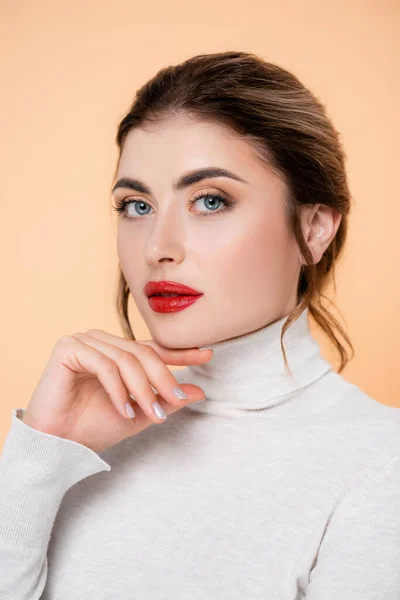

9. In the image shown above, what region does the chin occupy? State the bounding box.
[155,336,200,351]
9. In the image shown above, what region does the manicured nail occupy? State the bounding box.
[196,396,206,402]
[125,401,136,418]
[172,386,188,400]
[153,401,167,419]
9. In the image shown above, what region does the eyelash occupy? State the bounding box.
[112,191,234,221]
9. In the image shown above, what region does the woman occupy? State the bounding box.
[1,50,399,599]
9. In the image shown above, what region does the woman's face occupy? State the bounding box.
[113,114,302,349]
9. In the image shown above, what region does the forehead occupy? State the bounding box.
[115,114,287,202]
[117,115,262,175]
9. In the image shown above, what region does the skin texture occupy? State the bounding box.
[113,113,342,350]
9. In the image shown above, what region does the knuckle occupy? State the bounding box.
[70,332,85,340]
[135,344,156,358]
[99,356,118,375]
[52,335,80,358]
[84,328,104,337]
[119,351,141,372]
[55,334,77,348]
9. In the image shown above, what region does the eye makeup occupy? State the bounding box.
[112,190,235,221]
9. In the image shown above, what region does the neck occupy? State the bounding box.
[173,307,332,412]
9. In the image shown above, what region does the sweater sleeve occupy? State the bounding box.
[0,408,111,600]
[303,451,400,599]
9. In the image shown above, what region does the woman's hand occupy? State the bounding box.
[21,329,213,453]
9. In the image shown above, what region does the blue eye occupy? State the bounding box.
[113,192,234,221]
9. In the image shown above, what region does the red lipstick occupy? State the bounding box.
[144,280,203,313]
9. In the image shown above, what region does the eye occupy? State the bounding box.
[112,191,235,220]
[190,191,233,216]
[113,199,152,219]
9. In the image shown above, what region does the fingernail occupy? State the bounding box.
[172,386,188,400]
[153,401,167,419]
[125,401,136,418]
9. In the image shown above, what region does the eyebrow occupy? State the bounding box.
[111,167,249,195]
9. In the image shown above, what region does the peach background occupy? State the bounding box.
[1,0,399,450]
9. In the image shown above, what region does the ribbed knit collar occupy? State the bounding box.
[173,307,333,413]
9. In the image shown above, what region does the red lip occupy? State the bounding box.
[148,295,202,313]
[144,280,202,297]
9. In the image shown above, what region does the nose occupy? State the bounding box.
[143,211,185,265]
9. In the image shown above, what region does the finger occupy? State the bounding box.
[68,336,138,421]
[72,332,195,424]
[82,331,208,404]
[117,384,206,438]
[83,328,213,365]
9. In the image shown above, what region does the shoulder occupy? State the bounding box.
[323,370,400,429]
[311,370,400,479]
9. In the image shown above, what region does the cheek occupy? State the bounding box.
[208,215,297,300]
[117,233,130,268]
[116,231,143,286]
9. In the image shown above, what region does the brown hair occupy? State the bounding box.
[111,50,354,374]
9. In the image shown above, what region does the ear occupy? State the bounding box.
[299,204,342,265]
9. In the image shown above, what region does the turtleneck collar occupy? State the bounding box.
[173,307,333,413]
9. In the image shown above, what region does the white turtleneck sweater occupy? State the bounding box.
[1,307,400,599]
